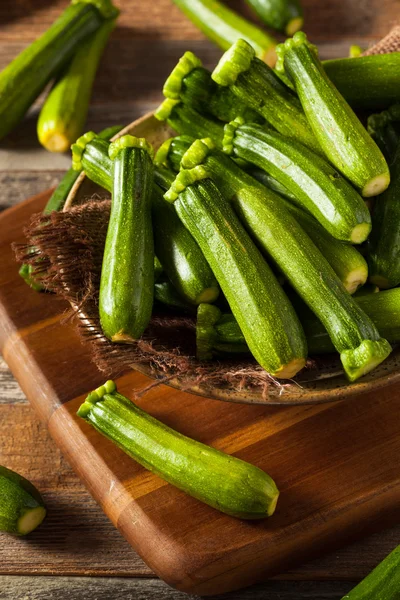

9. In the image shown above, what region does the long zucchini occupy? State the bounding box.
[244,0,303,34]
[200,289,400,358]
[37,16,117,152]
[181,139,389,381]
[99,136,154,342]
[341,545,400,599]
[155,99,225,147]
[171,0,277,66]
[0,0,117,140]
[323,53,400,111]
[0,466,46,535]
[223,119,371,244]
[78,380,279,519]
[165,166,307,378]
[276,32,390,197]
[162,52,262,124]
[212,39,320,154]
[368,141,400,289]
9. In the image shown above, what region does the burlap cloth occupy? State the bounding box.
[14,27,400,398]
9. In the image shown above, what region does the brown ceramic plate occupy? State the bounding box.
[64,113,400,405]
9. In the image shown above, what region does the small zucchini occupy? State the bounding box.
[171,0,277,66]
[162,51,262,124]
[212,39,320,154]
[341,545,400,600]
[77,380,279,519]
[0,466,46,535]
[0,0,118,140]
[165,166,307,379]
[323,53,400,111]
[244,0,303,35]
[99,135,154,342]
[155,98,225,148]
[181,138,388,381]
[368,141,400,289]
[223,118,371,244]
[37,15,117,153]
[276,32,390,197]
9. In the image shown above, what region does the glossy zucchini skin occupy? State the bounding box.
[0,466,46,535]
[37,16,117,153]
[244,0,303,34]
[171,0,277,65]
[276,33,390,198]
[154,279,195,314]
[341,545,400,600]
[99,136,154,342]
[323,54,400,111]
[77,380,280,519]
[224,120,371,243]
[368,143,400,289]
[78,136,114,190]
[0,1,113,140]
[212,40,320,154]
[166,169,307,378]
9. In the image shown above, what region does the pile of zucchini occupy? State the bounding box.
[0,0,119,152]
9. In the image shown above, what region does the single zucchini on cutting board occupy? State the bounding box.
[0,466,46,535]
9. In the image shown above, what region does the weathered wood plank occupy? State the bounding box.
[0,576,353,600]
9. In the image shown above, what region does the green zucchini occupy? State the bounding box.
[181,138,389,381]
[341,545,400,599]
[248,168,297,202]
[155,136,195,173]
[0,466,46,535]
[0,0,118,140]
[212,39,320,154]
[19,124,123,291]
[155,99,225,147]
[276,32,390,197]
[99,135,154,342]
[171,0,277,66]
[154,278,195,314]
[368,142,400,289]
[72,131,114,189]
[37,16,117,153]
[223,119,371,244]
[200,289,400,358]
[78,380,279,519]
[245,0,303,34]
[353,284,379,298]
[162,52,263,124]
[368,104,400,162]
[165,166,308,378]
[323,53,400,111]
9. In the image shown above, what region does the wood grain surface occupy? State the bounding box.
[1,0,400,598]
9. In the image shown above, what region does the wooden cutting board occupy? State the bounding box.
[1,191,400,596]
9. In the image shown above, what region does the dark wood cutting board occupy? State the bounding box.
[1,191,400,596]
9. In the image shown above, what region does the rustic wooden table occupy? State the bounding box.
[0,1,399,598]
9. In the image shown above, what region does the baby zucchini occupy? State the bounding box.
[0,466,46,535]
[99,135,154,342]
[276,32,390,197]
[77,380,279,519]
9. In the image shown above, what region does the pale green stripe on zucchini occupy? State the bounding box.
[275,32,390,197]
[0,466,46,535]
[77,380,279,519]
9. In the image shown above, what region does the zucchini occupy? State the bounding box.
[171,0,277,66]
[348,45,363,58]
[368,104,400,162]
[323,53,400,111]
[200,289,400,357]
[162,52,262,124]
[165,166,308,378]
[77,380,279,519]
[244,0,303,35]
[223,118,371,244]
[212,39,320,154]
[248,168,297,202]
[19,124,122,291]
[341,545,400,599]
[155,136,195,173]
[276,32,390,197]
[37,16,117,153]
[368,142,400,289]
[155,99,225,147]
[154,278,195,314]
[99,135,154,342]
[0,466,46,535]
[0,0,118,140]
[353,284,379,298]
[181,138,389,381]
